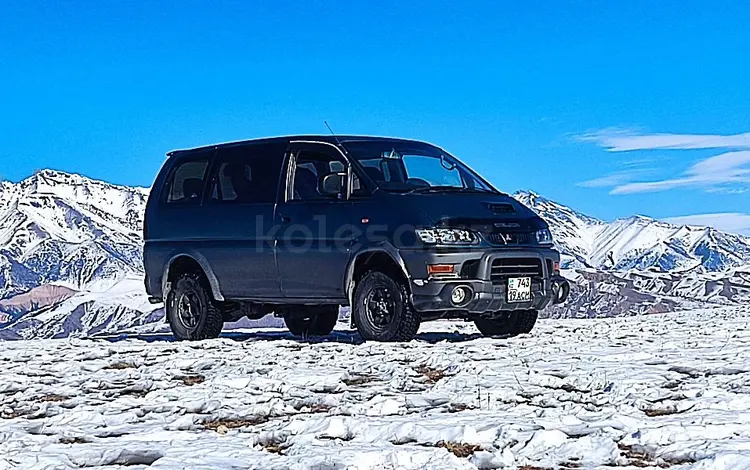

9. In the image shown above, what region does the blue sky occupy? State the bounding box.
[1,1,749,233]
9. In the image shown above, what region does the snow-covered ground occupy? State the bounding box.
[2,307,750,470]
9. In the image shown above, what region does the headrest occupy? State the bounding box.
[363,166,383,181]
[296,166,317,183]
[223,162,247,179]
[182,178,204,199]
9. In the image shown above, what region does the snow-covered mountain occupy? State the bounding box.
[0,169,147,292]
[0,170,749,338]
[515,191,750,272]
[0,170,156,337]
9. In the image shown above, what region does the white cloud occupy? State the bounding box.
[578,128,750,152]
[664,213,750,236]
[577,169,649,188]
[610,151,750,194]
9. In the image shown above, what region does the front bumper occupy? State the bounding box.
[401,247,569,315]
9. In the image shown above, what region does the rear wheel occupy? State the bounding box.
[167,273,223,340]
[283,306,339,338]
[474,310,538,337]
[352,270,420,342]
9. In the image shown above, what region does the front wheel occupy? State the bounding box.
[284,306,339,338]
[352,271,420,342]
[474,310,538,337]
[167,273,224,340]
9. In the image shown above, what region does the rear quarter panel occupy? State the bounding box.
[143,157,177,299]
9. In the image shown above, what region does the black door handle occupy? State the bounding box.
[279,214,291,224]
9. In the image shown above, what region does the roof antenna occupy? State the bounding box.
[324,120,348,155]
[324,120,342,144]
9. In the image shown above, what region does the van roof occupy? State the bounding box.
[167,135,426,157]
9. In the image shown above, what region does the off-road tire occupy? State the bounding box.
[353,270,420,342]
[167,273,223,340]
[474,310,538,337]
[283,306,339,338]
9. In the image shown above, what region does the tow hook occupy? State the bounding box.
[551,278,570,304]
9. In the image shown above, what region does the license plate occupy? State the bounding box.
[507,277,531,303]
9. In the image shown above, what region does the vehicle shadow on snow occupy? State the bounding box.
[97,329,485,344]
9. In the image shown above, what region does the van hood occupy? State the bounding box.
[397,192,547,232]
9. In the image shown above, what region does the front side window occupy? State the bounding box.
[343,140,496,194]
[290,148,348,201]
[166,159,209,204]
[210,144,284,204]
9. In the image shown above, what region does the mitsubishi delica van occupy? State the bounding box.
[143,136,570,342]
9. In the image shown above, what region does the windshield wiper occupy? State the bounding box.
[407,186,497,194]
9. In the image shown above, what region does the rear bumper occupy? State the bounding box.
[401,247,569,314]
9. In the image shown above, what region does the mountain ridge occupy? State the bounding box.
[0,169,150,337]
[513,190,750,272]
[0,170,748,337]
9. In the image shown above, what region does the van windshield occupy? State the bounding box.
[341,140,497,194]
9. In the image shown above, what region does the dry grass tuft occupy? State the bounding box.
[176,374,205,386]
[643,404,693,417]
[1,410,23,419]
[120,389,149,398]
[104,362,136,370]
[263,442,285,454]
[203,416,267,432]
[618,443,665,468]
[342,375,375,386]
[416,365,446,383]
[59,436,89,444]
[39,394,68,403]
[448,403,474,413]
[435,441,481,458]
[308,403,333,413]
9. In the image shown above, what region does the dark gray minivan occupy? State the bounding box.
[143,135,569,342]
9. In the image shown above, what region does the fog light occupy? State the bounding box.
[450,285,473,306]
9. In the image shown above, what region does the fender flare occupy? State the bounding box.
[161,251,225,302]
[343,243,411,307]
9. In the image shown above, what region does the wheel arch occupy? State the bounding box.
[344,245,411,307]
[162,252,224,302]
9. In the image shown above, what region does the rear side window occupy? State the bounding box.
[166,159,209,204]
[210,144,285,204]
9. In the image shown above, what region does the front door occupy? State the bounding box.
[274,142,355,299]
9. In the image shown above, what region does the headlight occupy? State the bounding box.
[535,228,554,245]
[416,228,478,245]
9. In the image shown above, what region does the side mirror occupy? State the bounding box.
[320,172,346,197]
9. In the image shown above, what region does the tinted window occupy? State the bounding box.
[351,171,366,196]
[403,154,462,186]
[167,159,209,204]
[210,144,284,204]
[291,149,346,201]
[342,140,496,193]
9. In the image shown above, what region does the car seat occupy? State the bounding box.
[294,166,320,200]
[181,178,204,201]
[222,163,253,202]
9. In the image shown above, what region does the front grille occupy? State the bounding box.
[491,258,543,282]
[487,231,534,246]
